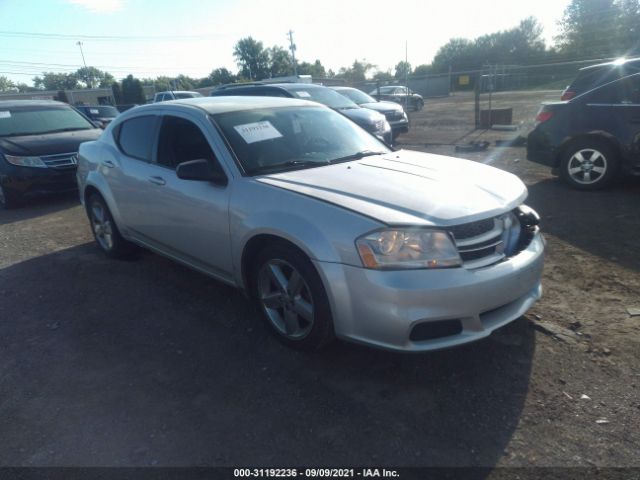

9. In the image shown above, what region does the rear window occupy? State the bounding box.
[174,92,202,99]
[286,86,357,109]
[0,106,94,137]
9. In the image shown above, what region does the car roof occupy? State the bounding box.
[580,57,640,71]
[134,96,323,115]
[215,82,325,92]
[0,99,68,109]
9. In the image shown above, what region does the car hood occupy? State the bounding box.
[0,129,102,156]
[358,101,404,114]
[337,106,385,126]
[257,150,527,226]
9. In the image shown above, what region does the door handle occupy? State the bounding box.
[102,160,115,168]
[148,176,166,186]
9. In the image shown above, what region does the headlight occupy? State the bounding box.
[4,154,47,168]
[356,228,462,270]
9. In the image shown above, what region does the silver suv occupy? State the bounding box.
[77,97,544,352]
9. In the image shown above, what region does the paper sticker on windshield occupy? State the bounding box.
[90,108,100,114]
[234,121,282,144]
[295,91,311,98]
[0,111,11,119]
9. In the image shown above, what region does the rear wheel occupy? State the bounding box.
[560,140,618,190]
[414,99,424,111]
[87,194,137,259]
[0,185,20,209]
[252,243,334,351]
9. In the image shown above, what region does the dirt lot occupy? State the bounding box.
[1,90,639,470]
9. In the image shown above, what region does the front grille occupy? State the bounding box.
[41,152,78,170]
[447,214,520,269]
[383,111,403,121]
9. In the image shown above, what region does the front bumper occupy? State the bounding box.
[0,166,78,198]
[315,232,544,352]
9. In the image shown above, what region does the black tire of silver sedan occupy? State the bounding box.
[560,140,618,190]
[414,99,424,111]
[0,185,20,209]
[253,244,335,351]
[87,194,136,259]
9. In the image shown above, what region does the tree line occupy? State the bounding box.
[0,0,638,100]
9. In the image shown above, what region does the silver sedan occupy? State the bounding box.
[77,96,544,352]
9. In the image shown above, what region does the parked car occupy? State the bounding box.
[560,57,640,101]
[115,104,139,113]
[331,86,409,140]
[77,96,544,352]
[527,72,640,190]
[153,91,203,102]
[210,83,392,144]
[369,86,424,111]
[0,100,102,208]
[75,105,120,128]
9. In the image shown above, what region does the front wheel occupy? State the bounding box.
[87,194,137,259]
[560,141,618,190]
[253,244,334,351]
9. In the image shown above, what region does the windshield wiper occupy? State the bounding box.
[329,150,386,164]
[250,159,330,175]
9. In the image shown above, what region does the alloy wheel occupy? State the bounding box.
[257,259,314,340]
[90,202,115,251]
[567,148,608,185]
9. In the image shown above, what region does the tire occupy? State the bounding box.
[0,185,20,209]
[87,194,137,259]
[414,99,424,111]
[252,243,335,351]
[559,140,619,190]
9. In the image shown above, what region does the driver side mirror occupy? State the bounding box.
[176,159,228,186]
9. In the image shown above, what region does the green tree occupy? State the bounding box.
[394,61,412,79]
[33,72,79,90]
[556,0,620,57]
[201,68,236,87]
[297,59,327,78]
[233,37,270,80]
[0,76,15,92]
[412,64,433,76]
[76,66,115,88]
[372,70,394,82]
[121,75,145,104]
[336,59,375,82]
[616,0,640,55]
[268,46,293,77]
[112,82,123,104]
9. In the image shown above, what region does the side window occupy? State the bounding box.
[117,115,157,161]
[587,82,622,104]
[156,115,225,176]
[620,75,640,104]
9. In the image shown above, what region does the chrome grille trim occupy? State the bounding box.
[448,214,520,269]
[41,152,78,170]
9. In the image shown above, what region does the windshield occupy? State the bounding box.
[336,88,377,105]
[286,86,358,110]
[174,92,203,99]
[82,106,119,118]
[212,106,390,175]
[0,106,94,137]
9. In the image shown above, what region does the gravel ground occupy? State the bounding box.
[0,91,639,469]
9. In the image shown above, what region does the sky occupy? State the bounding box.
[0,0,571,86]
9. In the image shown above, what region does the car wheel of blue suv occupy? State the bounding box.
[560,140,619,190]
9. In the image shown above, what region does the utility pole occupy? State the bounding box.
[287,30,298,77]
[76,41,91,88]
[405,40,409,111]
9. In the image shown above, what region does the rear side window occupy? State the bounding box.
[117,115,157,161]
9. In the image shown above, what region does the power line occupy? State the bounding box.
[0,30,225,41]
